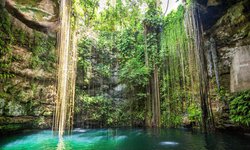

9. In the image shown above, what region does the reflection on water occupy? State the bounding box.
[0,128,250,150]
[57,138,65,150]
[159,141,179,145]
[73,128,87,133]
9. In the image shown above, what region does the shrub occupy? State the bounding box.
[230,91,250,126]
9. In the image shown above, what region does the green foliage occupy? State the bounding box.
[75,0,209,129]
[75,92,133,127]
[0,124,22,131]
[96,64,111,78]
[0,9,14,80]
[76,94,113,121]
[29,32,56,72]
[186,0,193,6]
[119,57,149,86]
[29,55,40,69]
[73,0,99,27]
[143,4,163,66]
[143,5,163,31]
[230,91,250,126]
[160,6,191,127]
[0,73,15,79]
[117,29,141,60]
[13,29,29,46]
[187,103,201,123]
[15,0,41,7]
[77,38,92,79]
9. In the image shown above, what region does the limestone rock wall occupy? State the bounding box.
[204,0,250,129]
[206,0,250,92]
[0,10,57,134]
[230,46,250,92]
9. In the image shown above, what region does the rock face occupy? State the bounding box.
[230,46,250,92]
[209,0,250,48]
[203,0,250,129]
[205,0,250,91]
[0,10,56,134]
[0,46,56,134]
[38,0,57,15]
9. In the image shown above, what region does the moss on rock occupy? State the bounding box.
[209,0,250,47]
[5,101,27,116]
[0,6,56,133]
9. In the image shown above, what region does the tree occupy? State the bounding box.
[143,0,162,127]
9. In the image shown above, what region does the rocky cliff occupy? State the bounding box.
[0,7,57,134]
[200,0,250,130]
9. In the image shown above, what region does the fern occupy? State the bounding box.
[230,91,250,126]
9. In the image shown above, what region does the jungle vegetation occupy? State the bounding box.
[0,0,249,135]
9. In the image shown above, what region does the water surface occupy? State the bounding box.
[0,128,250,150]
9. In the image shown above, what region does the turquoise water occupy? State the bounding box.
[0,128,250,150]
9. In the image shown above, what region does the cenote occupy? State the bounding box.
[1,128,250,150]
[1,0,250,149]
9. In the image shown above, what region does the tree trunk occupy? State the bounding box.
[144,29,152,127]
[4,0,58,34]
